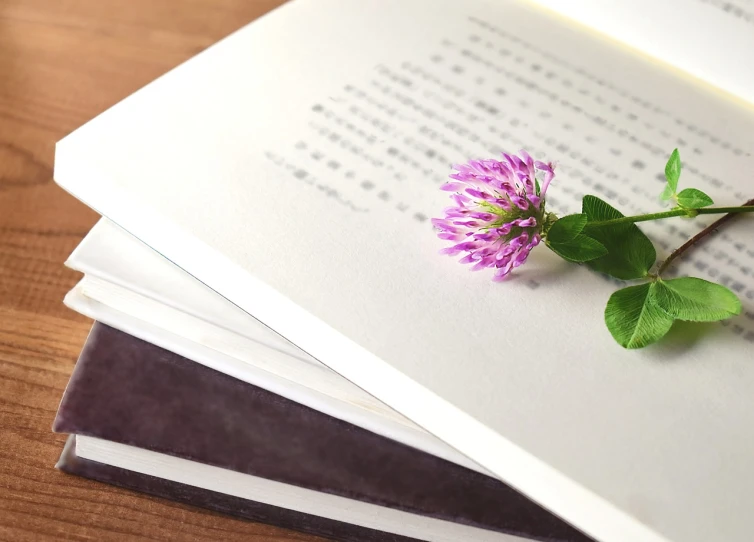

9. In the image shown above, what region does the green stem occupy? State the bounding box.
[697,206,754,215]
[589,205,754,227]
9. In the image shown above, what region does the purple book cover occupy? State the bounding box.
[54,323,590,542]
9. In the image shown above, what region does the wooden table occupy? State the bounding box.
[0,1,322,539]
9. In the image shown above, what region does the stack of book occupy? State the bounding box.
[52,1,754,541]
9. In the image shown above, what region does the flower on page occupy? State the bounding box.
[433,151,554,281]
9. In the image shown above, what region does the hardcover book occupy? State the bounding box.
[54,323,590,542]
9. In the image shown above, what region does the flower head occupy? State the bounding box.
[433,151,555,281]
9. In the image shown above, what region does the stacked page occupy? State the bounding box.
[64,219,485,473]
[54,1,754,541]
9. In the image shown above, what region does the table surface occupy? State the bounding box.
[0,1,325,540]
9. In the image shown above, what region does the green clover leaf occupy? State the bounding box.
[676,188,714,209]
[661,148,681,201]
[649,277,742,321]
[605,283,675,349]
[582,196,656,280]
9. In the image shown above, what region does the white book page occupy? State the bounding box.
[64,283,487,474]
[65,222,492,472]
[67,219,319,367]
[55,1,754,541]
[533,0,754,106]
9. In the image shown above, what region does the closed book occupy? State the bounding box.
[54,323,589,542]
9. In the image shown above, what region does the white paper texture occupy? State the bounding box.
[530,0,754,107]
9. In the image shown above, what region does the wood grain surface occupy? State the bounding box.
[0,1,324,540]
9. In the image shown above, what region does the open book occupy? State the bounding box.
[54,1,754,541]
